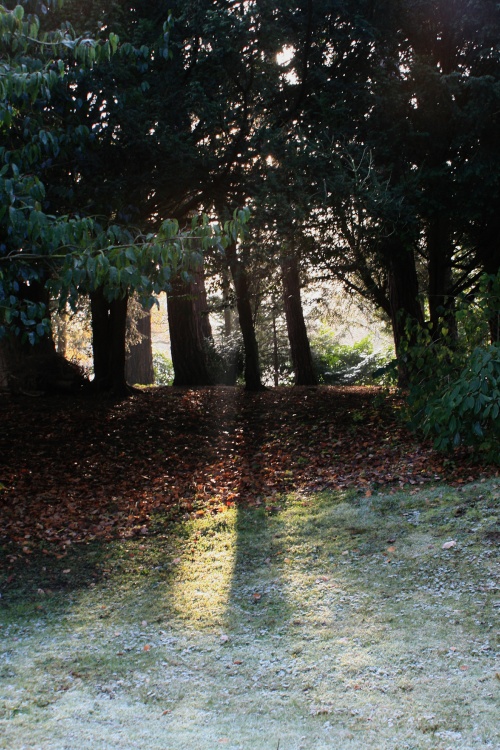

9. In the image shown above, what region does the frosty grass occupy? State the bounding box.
[1,479,499,749]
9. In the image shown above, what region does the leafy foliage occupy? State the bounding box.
[404,274,500,461]
[0,2,117,341]
[152,351,174,386]
[311,331,393,386]
[0,2,249,346]
[407,343,500,461]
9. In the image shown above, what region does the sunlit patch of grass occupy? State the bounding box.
[165,511,238,627]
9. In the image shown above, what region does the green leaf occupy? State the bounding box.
[109,33,119,55]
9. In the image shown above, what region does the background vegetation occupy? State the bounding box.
[0,0,499,455]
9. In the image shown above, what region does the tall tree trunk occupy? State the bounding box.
[222,267,233,338]
[126,308,154,385]
[386,243,425,386]
[167,274,213,386]
[272,309,280,387]
[90,288,129,395]
[1,281,84,393]
[192,262,213,341]
[475,220,500,343]
[427,217,457,341]
[225,242,264,391]
[281,246,318,386]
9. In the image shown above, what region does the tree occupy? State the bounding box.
[0,1,119,390]
[167,274,213,387]
[0,2,250,393]
[224,241,264,390]
[125,302,154,386]
[291,0,500,379]
[281,243,317,386]
[5,0,498,396]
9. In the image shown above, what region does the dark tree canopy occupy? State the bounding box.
[1,0,499,393]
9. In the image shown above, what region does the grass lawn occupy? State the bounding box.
[1,479,498,749]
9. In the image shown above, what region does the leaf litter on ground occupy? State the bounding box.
[0,386,497,557]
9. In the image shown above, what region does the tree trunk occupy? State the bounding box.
[475,220,500,343]
[225,242,264,391]
[281,247,318,386]
[272,310,279,387]
[126,308,154,385]
[222,267,233,338]
[90,288,110,387]
[109,295,129,395]
[0,282,84,393]
[90,288,129,395]
[426,217,457,341]
[386,243,425,386]
[54,309,68,357]
[167,274,213,386]
[192,262,213,341]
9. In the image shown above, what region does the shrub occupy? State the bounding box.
[311,331,393,385]
[403,272,500,462]
[407,343,500,461]
[152,351,174,385]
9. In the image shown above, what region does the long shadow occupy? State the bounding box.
[215,389,299,707]
[0,386,391,745]
[0,386,321,606]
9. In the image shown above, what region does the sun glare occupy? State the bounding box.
[277,45,294,66]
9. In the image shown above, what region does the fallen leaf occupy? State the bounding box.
[0,388,492,554]
[442,540,457,549]
[143,644,151,652]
